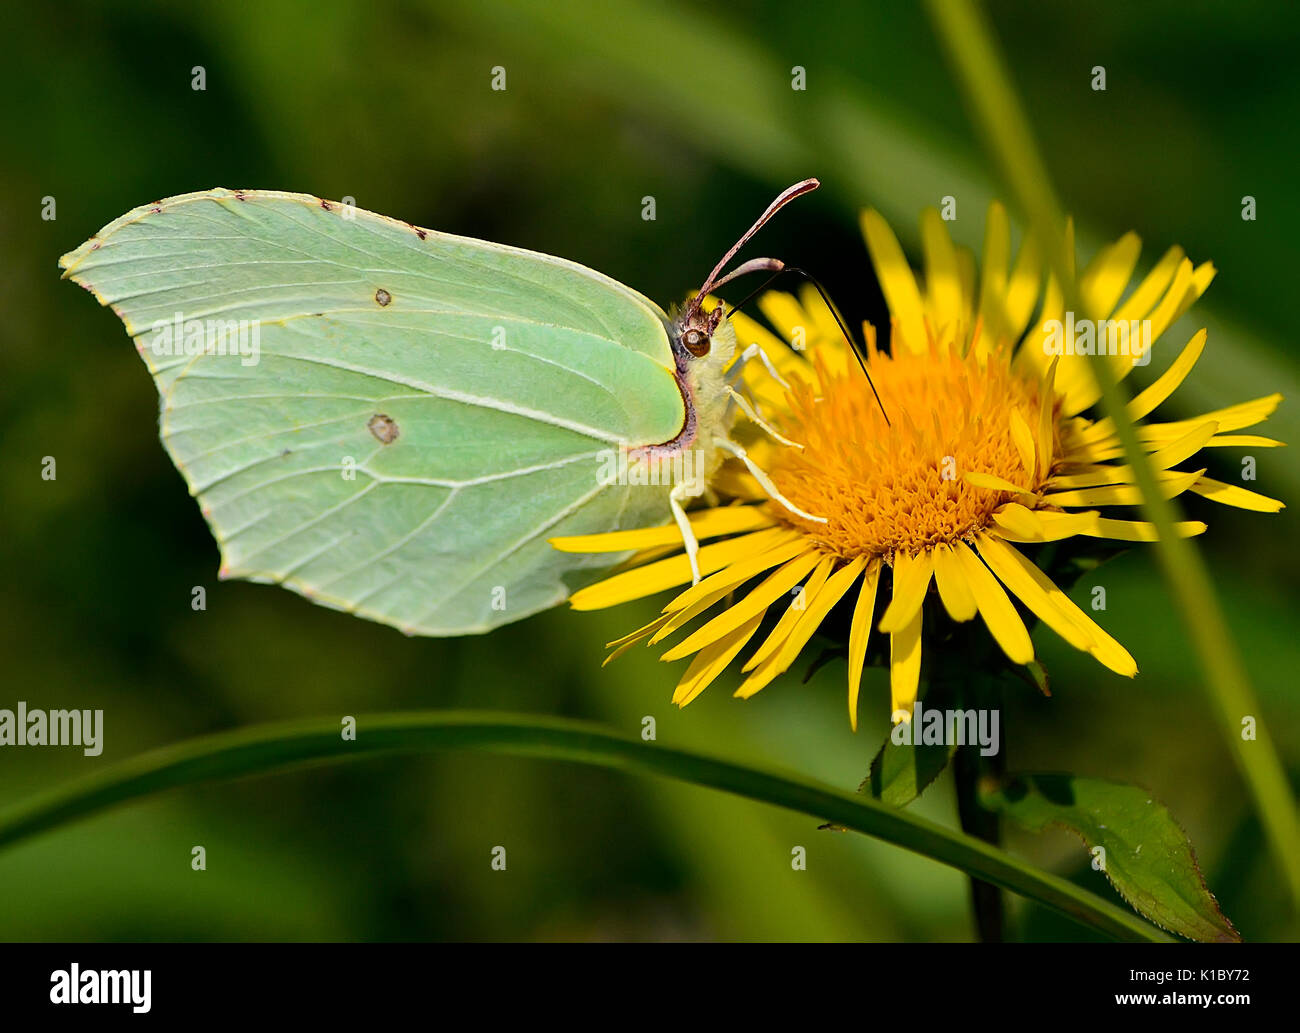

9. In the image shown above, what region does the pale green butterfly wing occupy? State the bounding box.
[60,189,686,634]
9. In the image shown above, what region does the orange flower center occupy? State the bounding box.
[768,338,1049,559]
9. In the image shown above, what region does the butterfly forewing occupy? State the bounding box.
[60,189,686,634]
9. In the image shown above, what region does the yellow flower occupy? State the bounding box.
[552,204,1284,729]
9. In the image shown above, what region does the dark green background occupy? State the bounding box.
[1,0,1296,941]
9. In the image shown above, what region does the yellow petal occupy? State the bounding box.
[550,505,774,553]
[933,542,978,621]
[977,201,1011,349]
[728,308,799,364]
[974,534,1092,652]
[799,283,852,362]
[1113,245,1184,324]
[922,207,964,336]
[569,527,791,610]
[1016,281,1062,376]
[742,556,834,673]
[1048,465,1165,490]
[1004,230,1041,342]
[1145,419,1221,469]
[1008,408,1037,481]
[649,580,740,645]
[990,508,1099,542]
[1205,435,1283,448]
[755,290,811,343]
[1079,232,1141,319]
[1082,517,1207,541]
[1071,419,1278,463]
[889,606,924,718]
[1190,260,1217,299]
[1045,468,1204,507]
[974,533,1135,676]
[672,612,765,707]
[602,614,674,666]
[951,540,1034,664]
[730,307,812,410]
[660,550,821,661]
[989,502,1044,540]
[1143,394,1282,439]
[1142,258,1196,347]
[735,557,865,699]
[847,561,882,731]
[955,245,977,325]
[1129,328,1208,423]
[1189,476,1285,513]
[877,549,936,633]
[1037,356,1058,471]
[1016,221,1073,379]
[861,209,928,354]
[1076,329,1208,447]
[663,534,810,614]
[964,470,1034,495]
[1059,256,1198,415]
[1118,259,1211,383]
[605,614,670,651]
[753,290,841,380]
[1048,423,1219,489]
[1087,627,1141,678]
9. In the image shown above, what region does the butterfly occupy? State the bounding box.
[60,180,834,635]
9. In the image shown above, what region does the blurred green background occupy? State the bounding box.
[1,0,1297,941]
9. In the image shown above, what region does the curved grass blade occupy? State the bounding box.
[0,711,1168,942]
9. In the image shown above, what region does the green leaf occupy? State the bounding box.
[1008,658,1051,698]
[864,732,956,808]
[980,774,1240,942]
[0,711,1169,942]
[863,678,958,807]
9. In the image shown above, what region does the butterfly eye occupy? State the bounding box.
[683,328,711,357]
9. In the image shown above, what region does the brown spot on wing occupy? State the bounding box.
[374,288,392,306]
[368,413,400,445]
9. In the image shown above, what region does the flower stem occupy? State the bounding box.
[955,741,1005,941]
[951,667,1008,941]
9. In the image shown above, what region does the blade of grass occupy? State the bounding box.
[922,0,1300,909]
[0,710,1168,942]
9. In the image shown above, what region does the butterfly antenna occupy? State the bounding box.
[685,178,821,321]
[724,264,891,427]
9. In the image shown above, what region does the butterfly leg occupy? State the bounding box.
[723,386,801,448]
[725,344,804,448]
[730,342,792,392]
[668,480,703,584]
[716,439,827,524]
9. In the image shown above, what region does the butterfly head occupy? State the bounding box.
[671,177,821,376]
[669,300,736,375]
